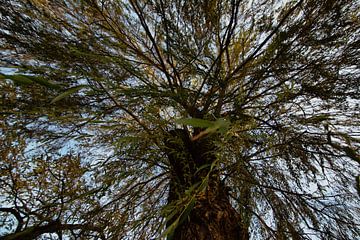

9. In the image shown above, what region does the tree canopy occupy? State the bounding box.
[0,0,359,239]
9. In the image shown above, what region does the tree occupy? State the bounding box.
[0,0,359,239]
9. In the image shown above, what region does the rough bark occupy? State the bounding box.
[165,129,249,240]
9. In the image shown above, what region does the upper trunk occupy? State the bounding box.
[165,129,250,240]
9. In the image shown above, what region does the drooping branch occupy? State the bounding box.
[225,0,304,81]
[0,220,105,240]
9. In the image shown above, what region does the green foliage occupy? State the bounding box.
[176,118,230,138]
[3,74,33,85]
[161,196,196,240]
[1,74,61,89]
[0,0,359,239]
[50,85,89,104]
[175,118,215,128]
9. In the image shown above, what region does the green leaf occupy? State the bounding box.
[175,118,215,128]
[185,182,201,194]
[160,218,179,240]
[198,175,209,193]
[185,118,231,140]
[51,85,89,104]
[4,74,33,85]
[178,197,196,225]
[194,163,211,175]
[1,74,62,89]
[161,196,196,240]
[27,76,61,89]
[214,118,231,133]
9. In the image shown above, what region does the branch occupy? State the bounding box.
[0,220,105,240]
[129,0,176,90]
[195,0,241,112]
[0,208,23,233]
[225,0,303,81]
[96,81,153,136]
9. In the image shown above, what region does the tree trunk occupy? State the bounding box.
[165,129,249,240]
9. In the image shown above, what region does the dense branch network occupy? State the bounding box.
[0,0,359,239]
